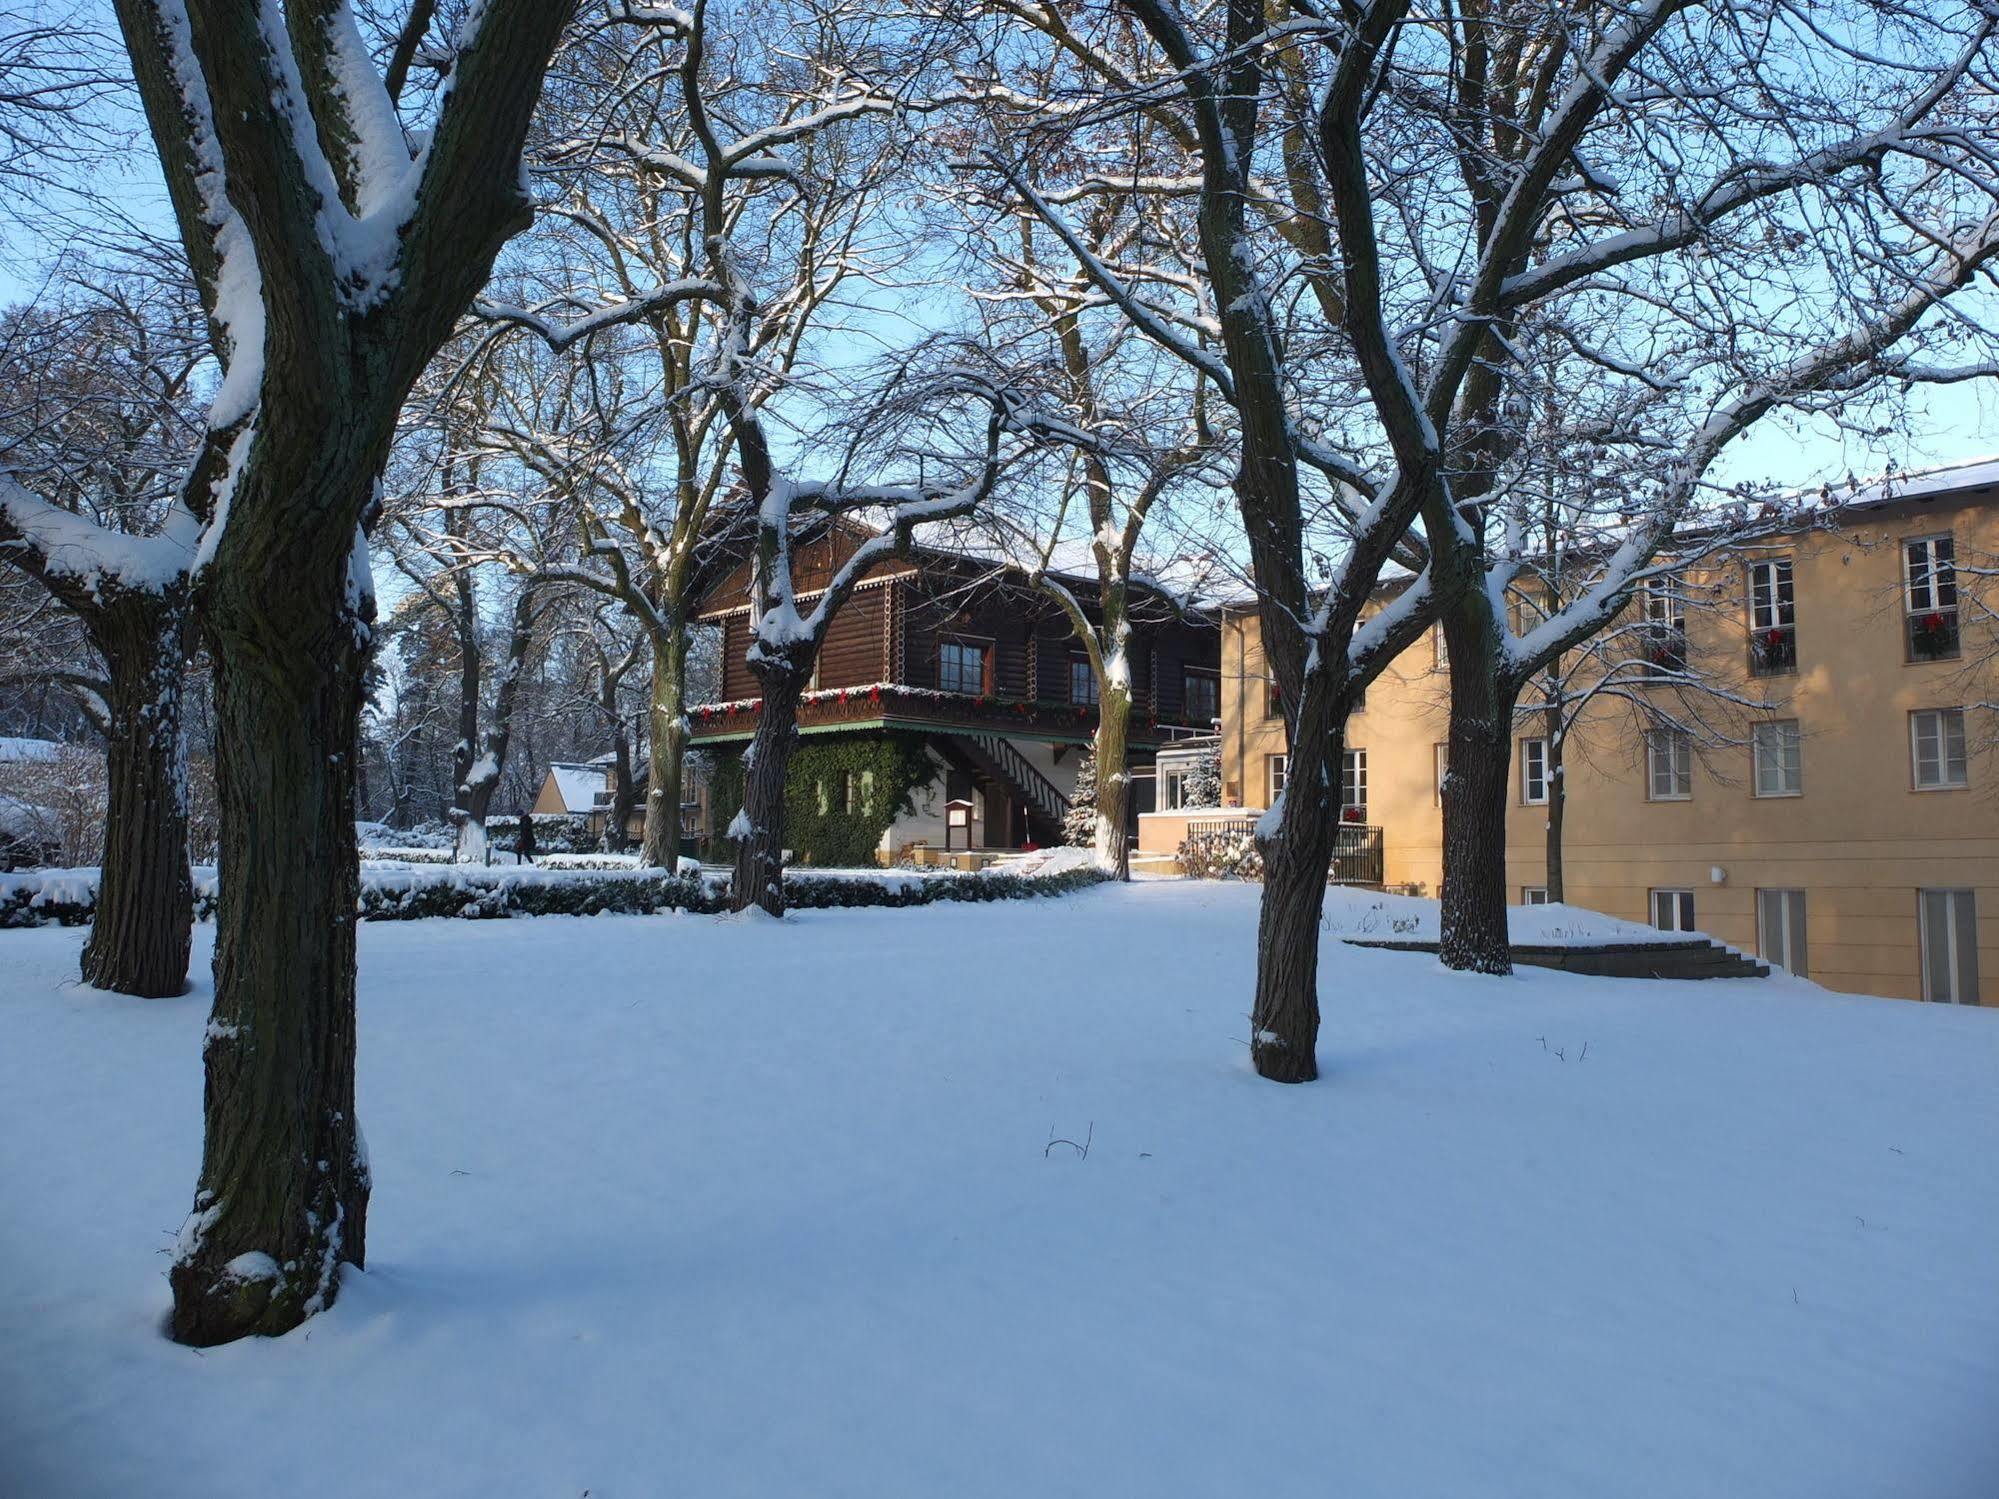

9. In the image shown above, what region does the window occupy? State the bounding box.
[1911,708,1969,790]
[938,639,987,695]
[1069,656,1099,706]
[1265,680,1283,720]
[1651,889,1696,932]
[1433,742,1450,805]
[1341,748,1368,822]
[1522,887,1550,906]
[1162,770,1188,810]
[1641,575,1687,675]
[1432,623,1449,669]
[1905,535,1960,661]
[1183,670,1219,725]
[844,770,862,815]
[1752,720,1803,797]
[860,769,875,811]
[1756,889,1808,977]
[1521,738,1549,805]
[1748,558,1796,676]
[1267,753,1288,805]
[1646,729,1693,800]
[1920,889,1980,1003]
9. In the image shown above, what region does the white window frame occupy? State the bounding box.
[1651,888,1696,932]
[1521,886,1550,906]
[1161,769,1188,811]
[1644,574,1687,632]
[1341,747,1368,822]
[1748,558,1796,632]
[1751,719,1803,798]
[1521,738,1549,805]
[1904,534,1958,615]
[1433,742,1449,805]
[1757,889,1808,978]
[1911,708,1969,791]
[1267,753,1288,805]
[1646,729,1693,801]
[1919,889,1979,1003]
[1432,623,1449,669]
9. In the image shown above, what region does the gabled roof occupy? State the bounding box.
[544,762,610,814]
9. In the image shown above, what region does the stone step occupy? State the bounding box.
[1342,935,1771,980]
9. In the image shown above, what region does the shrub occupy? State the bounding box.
[1177,826,1264,881]
[1,860,1106,928]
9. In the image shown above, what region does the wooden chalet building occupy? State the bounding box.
[689,524,1221,861]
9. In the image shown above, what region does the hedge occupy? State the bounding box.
[0,860,1107,929]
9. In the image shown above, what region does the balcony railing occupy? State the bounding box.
[1181,814,1385,886]
[1908,609,1960,662]
[1749,625,1796,677]
[687,682,1202,743]
[1639,625,1688,677]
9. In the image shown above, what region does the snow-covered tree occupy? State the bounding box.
[0,276,204,996]
[78,0,585,1348]
[1062,744,1098,847]
[1182,741,1220,811]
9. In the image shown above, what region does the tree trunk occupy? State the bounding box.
[605,724,636,853]
[447,608,484,863]
[170,570,371,1347]
[729,665,805,914]
[1092,673,1132,880]
[1250,712,1341,1083]
[81,592,194,998]
[1438,627,1516,975]
[1545,701,1566,904]
[642,625,688,869]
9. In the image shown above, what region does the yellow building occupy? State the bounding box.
[1152,461,1999,1003]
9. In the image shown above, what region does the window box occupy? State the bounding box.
[1908,610,1960,663]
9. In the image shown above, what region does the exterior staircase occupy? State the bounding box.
[1341,935,1771,979]
[946,733,1072,846]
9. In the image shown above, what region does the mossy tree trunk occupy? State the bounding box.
[642,620,689,869]
[729,660,806,914]
[1437,598,1517,975]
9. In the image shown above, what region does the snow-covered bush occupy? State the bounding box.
[1177,826,1262,881]
[0,859,1106,928]
[486,813,597,855]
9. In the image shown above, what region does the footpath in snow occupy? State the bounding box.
[2,880,1995,1498]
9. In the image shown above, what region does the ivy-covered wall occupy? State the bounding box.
[707,731,936,867]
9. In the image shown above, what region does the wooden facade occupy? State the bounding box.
[690,525,1221,853]
[696,527,1220,745]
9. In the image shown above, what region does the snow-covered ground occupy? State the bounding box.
[3,881,1996,1498]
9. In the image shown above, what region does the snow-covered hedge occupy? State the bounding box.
[0,859,1107,929]
[486,814,599,855]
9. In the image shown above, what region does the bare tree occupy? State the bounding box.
[480,1,914,869]
[948,69,1224,876]
[56,0,585,1347]
[0,279,204,996]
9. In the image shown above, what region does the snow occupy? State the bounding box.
[3,883,1997,1497]
[0,737,64,763]
[543,761,611,814]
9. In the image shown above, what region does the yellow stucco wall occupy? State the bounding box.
[1192,491,1999,1002]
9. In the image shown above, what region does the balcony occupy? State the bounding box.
[1639,625,1688,678]
[687,681,1199,746]
[1908,609,1960,663]
[1172,813,1386,886]
[1749,625,1796,677]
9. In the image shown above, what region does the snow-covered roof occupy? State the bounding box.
[545,762,610,814]
[0,792,57,841]
[0,737,66,764]
[1807,455,1999,512]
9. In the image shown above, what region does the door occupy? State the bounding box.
[1920,889,1980,1003]
[1756,889,1808,977]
